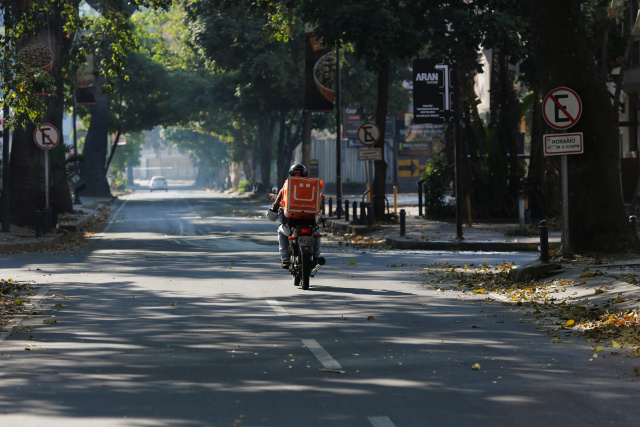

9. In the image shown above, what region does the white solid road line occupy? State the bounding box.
[267,299,290,316]
[368,416,397,427]
[301,338,342,370]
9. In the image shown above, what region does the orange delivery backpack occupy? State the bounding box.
[282,177,323,219]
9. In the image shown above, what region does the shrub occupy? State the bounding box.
[421,153,448,218]
[238,180,252,193]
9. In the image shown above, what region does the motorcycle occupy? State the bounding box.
[287,221,325,290]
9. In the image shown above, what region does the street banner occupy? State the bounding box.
[412,59,456,124]
[304,34,334,112]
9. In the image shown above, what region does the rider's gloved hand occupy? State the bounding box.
[266,207,279,222]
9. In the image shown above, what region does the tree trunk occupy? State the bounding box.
[259,117,276,187]
[373,59,390,220]
[9,1,74,227]
[528,0,638,254]
[80,78,112,197]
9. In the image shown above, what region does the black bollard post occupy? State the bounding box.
[329,198,333,217]
[630,215,638,237]
[336,197,342,219]
[344,200,349,222]
[42,207,50,234]
[360,202,366,225]
[400,209,406,236]
[417,180,424,217]
[539,220,550,263]
[367,203,374,228]
[352,201,358,223]
[35,210,42,238]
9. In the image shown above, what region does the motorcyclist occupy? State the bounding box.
[267,163,324,269]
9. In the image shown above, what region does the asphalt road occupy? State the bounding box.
[0,189,638,426]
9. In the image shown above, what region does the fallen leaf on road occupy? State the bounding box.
[472,363,481,370]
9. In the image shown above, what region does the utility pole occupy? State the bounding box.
[2,3,13,232]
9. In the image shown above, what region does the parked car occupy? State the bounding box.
[149,176,168,192]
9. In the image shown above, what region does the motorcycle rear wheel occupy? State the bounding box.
[301,253,311,290]
[291,250,301,286]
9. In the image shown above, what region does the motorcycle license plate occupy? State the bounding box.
[297,236,314,247]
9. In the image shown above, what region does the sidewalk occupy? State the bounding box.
[0,197,113,254]
[324,203,561,253]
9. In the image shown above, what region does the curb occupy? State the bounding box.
[386,237,561,252]
[0,230,69,254]
[325,219,376,235]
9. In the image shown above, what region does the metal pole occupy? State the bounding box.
[561,154,569,257]
[45,150,50,209]
[539,220,550,263]
[2,3,12,232]
[453,62,463,242]
[335,44,343,217]
[73,97,81,204]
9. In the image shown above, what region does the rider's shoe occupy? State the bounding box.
[281,260,290,269]
[313,257,326,267]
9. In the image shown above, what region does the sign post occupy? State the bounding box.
[412,59,462,241]
[542,87,583,257]
[33,123,60,210]
[358,123,381,206]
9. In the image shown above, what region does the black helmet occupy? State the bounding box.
[289,163,307,177]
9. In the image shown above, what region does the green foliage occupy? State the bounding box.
[420,153,448,219]
[109,170,127,191]
[238,180,252,192]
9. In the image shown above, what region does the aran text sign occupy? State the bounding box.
[544,132,583,156]
[412,58,456,124]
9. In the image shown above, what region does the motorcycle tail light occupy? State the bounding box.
[300,226,312,235]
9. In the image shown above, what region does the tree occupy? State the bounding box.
[527,0,638,253]
[8,0,78,226]
[2,0,172,225]
[181,0,305,189]
[290,0,425,219]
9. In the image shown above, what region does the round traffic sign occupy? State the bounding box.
[33,123,60,150]
[357,123,380,146]
[542,87,582,130]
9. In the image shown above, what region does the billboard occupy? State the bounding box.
[412,59,456,124]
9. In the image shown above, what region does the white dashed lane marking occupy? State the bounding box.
[267,299,290,316]
[368,416,397,427]
[301,338,342,370]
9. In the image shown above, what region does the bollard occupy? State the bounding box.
[539,220,550,263]
[360,202,366,225]
[43,207,50,234]
[336,197,342,219]
[329,198,333,217]
[367,203,374,228]
[400,209,406,236]
[35,210,42,238]
[417,180,424,217]
[630,215,638,237]
[344,200,349,222]
[352,201,358,223]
